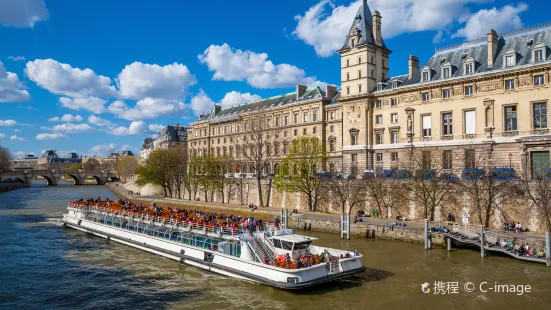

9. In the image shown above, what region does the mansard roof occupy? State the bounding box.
[196,87,339,123]
[375,22,551,93]
[340,1,387,51]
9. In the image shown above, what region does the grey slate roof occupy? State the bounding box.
[197,87,338,123]
[340,1,387,51]
[375,23,551,92]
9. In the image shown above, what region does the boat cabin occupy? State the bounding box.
[270,234,318,259]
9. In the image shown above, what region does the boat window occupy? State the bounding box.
[273,239,282,248]
[294,241,312,250]
[281,241,293,251]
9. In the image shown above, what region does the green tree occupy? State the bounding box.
[135,148,181,197]
[116,156,139,183]
[274,136,328,211]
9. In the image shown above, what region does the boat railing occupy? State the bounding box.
[325,260,341,274]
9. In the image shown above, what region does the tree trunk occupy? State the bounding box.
[307,192,313,211]
[266,179,272,208]
[256,177,264,207]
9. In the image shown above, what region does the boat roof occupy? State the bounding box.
[272,234,318,243]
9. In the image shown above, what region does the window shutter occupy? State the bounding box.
[465,111,476,134]
[422,115,432,129]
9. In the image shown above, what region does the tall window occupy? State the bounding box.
[358,84,362,93]
[313,127,317,134]
[313,110,318,122]
[505,79,515,90]
[346,86,350,95]
[371,55,374,63]
[303,128,307,135]
[465,110,476,134]
[375,133,383,144]
[351,154,357,162]
[465,85,473,96]
[346,59,350,67]
[422,92,430,101]
[303,111,308,122]
[376,100,382,108]
[330,125,334,132]
[422,115,432,137]
[284,115,289,125]
[391,152,398,162]
[443,89,451,98]
[505,55,514,67]
[391,98,398,106]
[358,56,362,64]
[358,70,362,78]
[534,102,547,129]
[275,117,280,127]
[391,131,398,144]
[534,75,544,86]
[443,67,450,78]
[351,133,358,145]
[443,150,453,169]
[465,149,475,169]
[391,113,398,123]
[442,113,452,136]
[376,153,383,162]
[294,129,298,136]
[294,113,298,124]
[535,49,544,62]
[346,72,350,81]
[376,115,383,125]
[465,63,473,74]
[329,140,335,152]
[422,71,429,82]
[505,106,517,131]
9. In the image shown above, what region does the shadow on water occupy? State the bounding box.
[291,267,394,295]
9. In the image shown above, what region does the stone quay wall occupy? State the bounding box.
[0,182,30,193]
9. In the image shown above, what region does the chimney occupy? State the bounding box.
[487,29,498,67]
[408,55,419,79]
[372,10,382,46]
[326,85,338,98]
[296,85,308,100]
[214,105,222,115]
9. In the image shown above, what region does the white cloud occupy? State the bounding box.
[0,61,31,102]
[12,151,34,158]
[107,100,127,114]
[0,0,49,28]
[48,114,83,122]
[87,115,114,128]
[59,96,107,114]
[198,43,321,88]
[7,56,27,62]
[10,135,25,141]
[35,132,67,140]
[219,91,262,108]
[0,133,5,139]
[148,124,164,133]
[454,3,529,40]
[88,143,118,156]
[117,62,196,99]
[190,90,215,115]
[0,119,18,126]
[14,129,21,132]
[51,123,94,134]
[112,121,147,136]
[292,0,500,57]
[25,59,117,98]
[113,97,186,121]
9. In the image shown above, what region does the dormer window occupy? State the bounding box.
[465,63,473,74]
[443,67,450,78]
[392,80,401,89]
[503,50,517,68]
[532,43,547,63]
[441,62,452,79]
[421,66,431,82]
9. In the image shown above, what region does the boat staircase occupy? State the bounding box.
[241,232,276,264]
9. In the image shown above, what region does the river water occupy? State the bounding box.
[1,180,551,310]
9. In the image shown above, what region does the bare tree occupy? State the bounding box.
[402,147,457,221]
[362,173,408,219]
[518,157,551,233]
[456,145,516,227]
[240,112,277,207]
[325,174,367,218]
[0,146,12,172]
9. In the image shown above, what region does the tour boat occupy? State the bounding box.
[61,201,366,289]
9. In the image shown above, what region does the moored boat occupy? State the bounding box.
[61,200,365,289]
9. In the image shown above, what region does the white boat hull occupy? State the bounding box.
[61,211,365,289]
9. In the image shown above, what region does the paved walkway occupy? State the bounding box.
[106,182,546,240]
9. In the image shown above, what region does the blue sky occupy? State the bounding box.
[0,0,549,158]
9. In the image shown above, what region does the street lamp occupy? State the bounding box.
[508,153,513,168]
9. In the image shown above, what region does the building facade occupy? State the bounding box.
[189,1,551,179]
[141,124,190,160]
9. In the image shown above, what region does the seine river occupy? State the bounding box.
[1,180,551,310]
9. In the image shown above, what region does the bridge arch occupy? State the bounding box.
[64,173,83,185]
[88,175,106,185]
[38,175,56,186]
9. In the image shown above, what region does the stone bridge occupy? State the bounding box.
[0,169,119,186]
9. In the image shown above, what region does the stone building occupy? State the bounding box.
[189,0,551,179]
[140,124,190,160]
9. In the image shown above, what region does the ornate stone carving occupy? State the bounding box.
[503,131,518,137]
[421,137,432,142]
[383,99,391,106]
[442,135,453,140]
[401,94,420,103]
[519,77,531,87]
[464,134,476,139]
[532,128,549,135]
[453,87,464,96]
[431,91,441,99]
[477,83,502,93]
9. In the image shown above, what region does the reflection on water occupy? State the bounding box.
[1,181,551,310]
